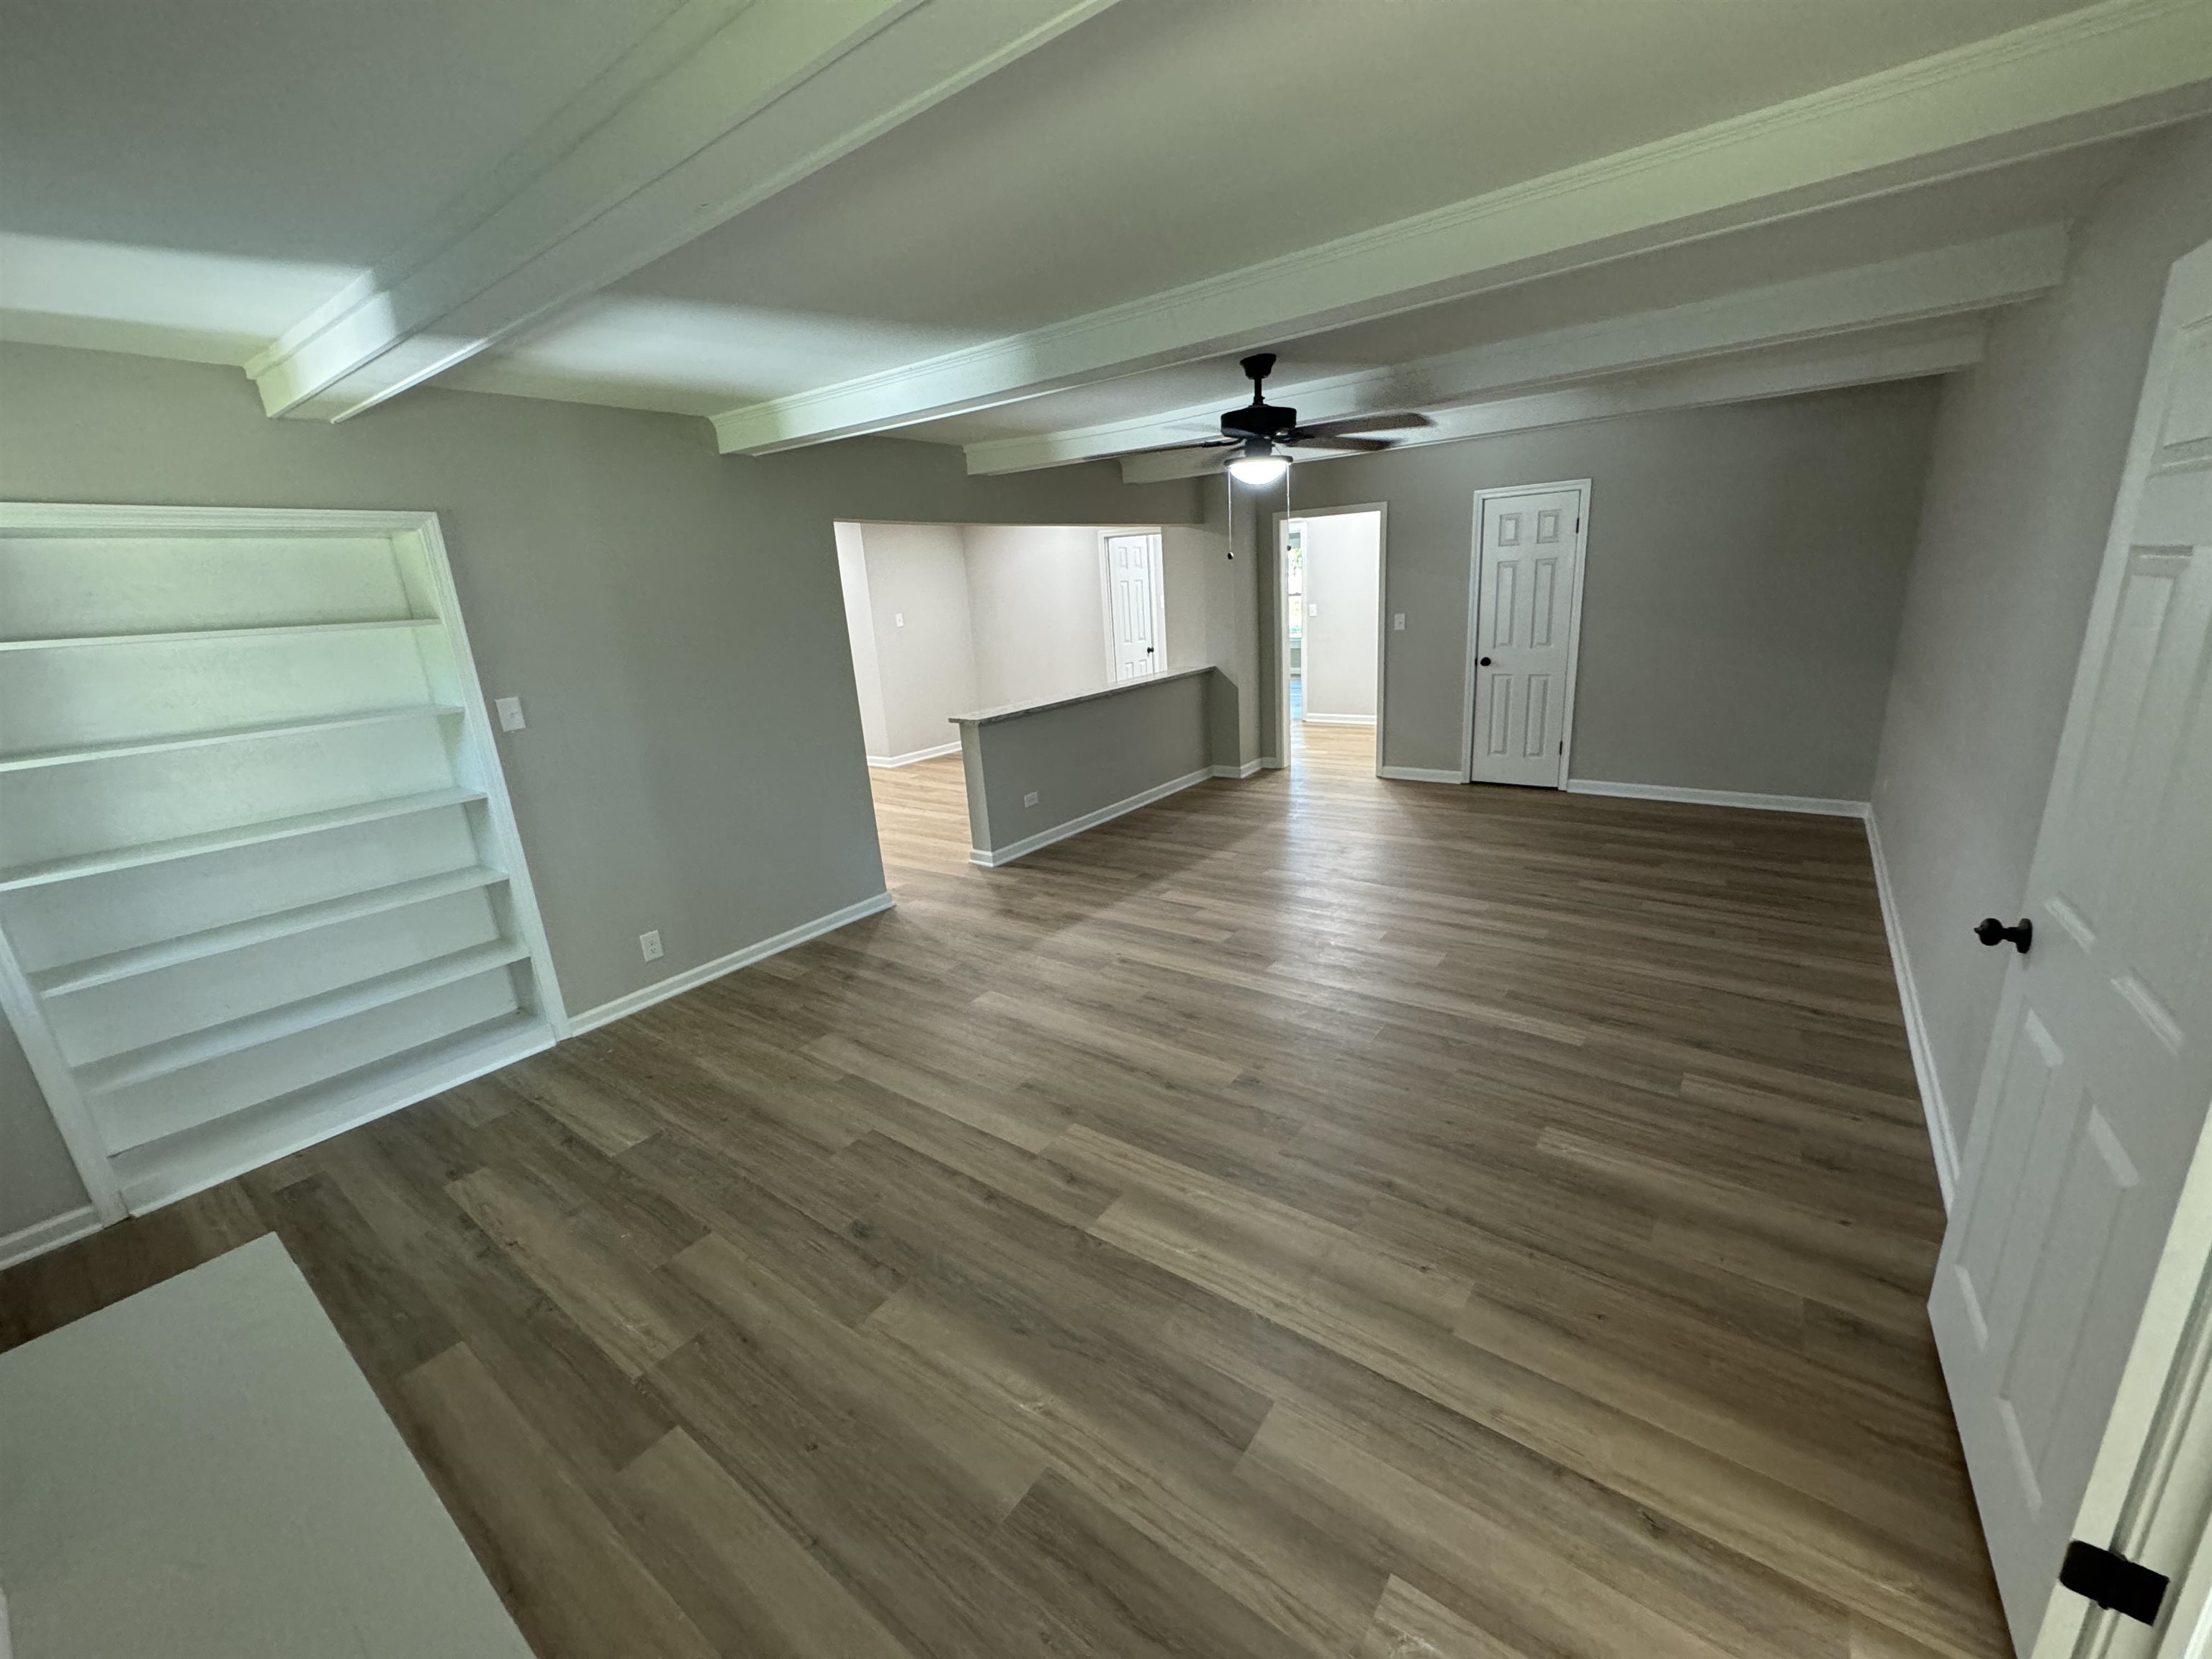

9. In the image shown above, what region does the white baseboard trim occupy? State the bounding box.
[972,768,1212,868]
[570,890,896,1035]
[1864,806,1959,1209]
[867,741,961,769]
[1300,713,1377,727]
[1380,766,1465,785]
[1565,778,1869,818]
[0,1202,101,1270]
[1210,759,1265,780]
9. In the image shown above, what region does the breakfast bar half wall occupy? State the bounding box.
[951,667,1251,867]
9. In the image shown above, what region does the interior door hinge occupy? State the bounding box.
[2060,1540,2169,1626]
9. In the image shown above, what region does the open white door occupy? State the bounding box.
[1467,482,1588,787]
[1930,238,2212,1657]
[1105,532,1163,681]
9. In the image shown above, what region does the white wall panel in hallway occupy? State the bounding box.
[1296,511,1380,724]
[965,523,1115,709]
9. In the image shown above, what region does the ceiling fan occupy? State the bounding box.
[1128,352,1431,484]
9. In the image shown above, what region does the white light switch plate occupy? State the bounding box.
[1023,791,1040,807]
[1393,613,1406,631]
[894,612,906,627]
[495,695,526,731]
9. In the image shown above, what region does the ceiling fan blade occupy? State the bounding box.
[1286,434,1395,454]
[1290,411,1433,439]
[1113,436,1237,459]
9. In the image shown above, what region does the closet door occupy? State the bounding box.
[0,505,564,1217]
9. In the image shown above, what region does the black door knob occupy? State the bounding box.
[1974,917,2033,954]
[1479,655,1493,667]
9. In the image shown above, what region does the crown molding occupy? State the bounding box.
[711,0,2211,455]
[247,0,1120,422]
[964,226,2065,475]
[1116,323,1990,483]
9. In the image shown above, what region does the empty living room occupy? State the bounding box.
[3,4,2211,1657]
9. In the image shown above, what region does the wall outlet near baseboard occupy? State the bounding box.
[1023,791,1040,807]
[639,929,664,962]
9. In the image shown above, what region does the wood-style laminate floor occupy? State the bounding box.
[1,720,2008,1659]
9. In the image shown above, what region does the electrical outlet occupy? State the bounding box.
[1393,613,1406,631]
[1023,791,1040,807]
[894,611,906,627]
[1308,602,1319,616]
[495,695,526,731]
[639,929,663,962]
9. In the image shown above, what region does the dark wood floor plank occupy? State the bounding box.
[614,1426,921,1659]
[0,723,2008,1659]
[396,1342,719,1659]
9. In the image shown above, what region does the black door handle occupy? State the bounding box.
[1974,917,2033,954]
[1479,655,1493,667]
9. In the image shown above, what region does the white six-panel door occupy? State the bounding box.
[1930,238,2212,1656]
[1469,484,1587,787]
[1105,533,1161,682]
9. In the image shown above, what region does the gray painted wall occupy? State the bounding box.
[838,521,1148,755]
[1269,381,1943,795]
[856,521,978,760]
[1163,491,1259,768]
[1298,511,1382,722]
[0,341,1199,1239]
[963,524,1113,711]
[961,669,1220,861]
[1870,119,2212,1166]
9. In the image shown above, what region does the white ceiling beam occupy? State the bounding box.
[1115,323,1991,484]
[709,0,2211,456]
[963,225,2067,475]
[247,0,1119,421]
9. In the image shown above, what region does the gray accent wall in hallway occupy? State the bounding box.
[1870,118,2212,1171]
[1282,381,1943,797]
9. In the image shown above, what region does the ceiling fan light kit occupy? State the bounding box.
[1128,351,1434,485]
[1226,439,1290,486]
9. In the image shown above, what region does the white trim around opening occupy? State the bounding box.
[1274,502,1389,778]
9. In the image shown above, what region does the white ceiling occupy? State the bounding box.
[897,137,2146,446]
[0,0,682,361]
[2,0,2206,468]
[456,0,2092,409]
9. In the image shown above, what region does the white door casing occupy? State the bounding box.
[1931,238,2212,1658]
[1299,511,1383,725]
[1467,482,1589,787]
[1105,532,1163,682]
[1272,504,1391,779]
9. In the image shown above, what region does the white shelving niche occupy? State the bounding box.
[0,503,567,1222]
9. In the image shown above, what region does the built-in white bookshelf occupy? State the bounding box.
[0,504,567,1220]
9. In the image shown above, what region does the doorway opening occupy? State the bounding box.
[833,519,1169,883]
[1277,505,1385,778]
